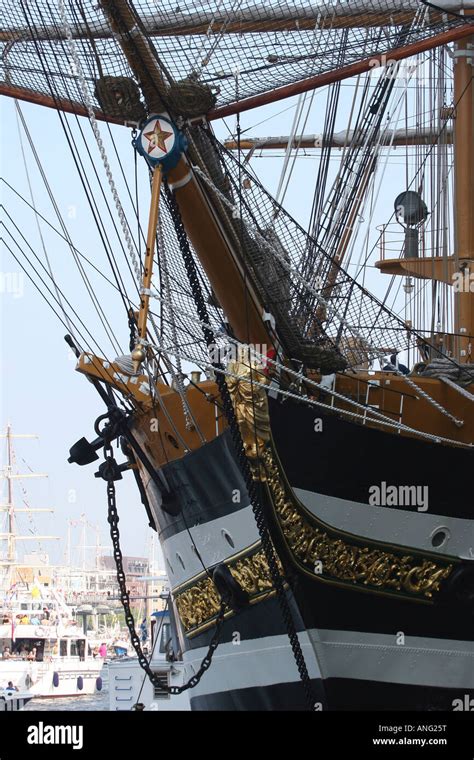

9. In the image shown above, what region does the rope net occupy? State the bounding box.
[154,182,228,370]
[1,1,472,120]
[183,124,446,371]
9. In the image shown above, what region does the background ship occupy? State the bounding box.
[1,0,474,710]
[0,424,105,696]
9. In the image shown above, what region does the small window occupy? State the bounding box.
[159,623,171,654]
[60,640,68,657]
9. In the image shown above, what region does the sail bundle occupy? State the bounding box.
[185,125,446,371]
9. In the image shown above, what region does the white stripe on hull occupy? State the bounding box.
[182,631,321,698]
[182,629,474,698]
[309,628,474,689]
[163,483,472,592]
[164,505,259,589]
[294,487,474,559]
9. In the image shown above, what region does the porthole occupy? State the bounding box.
[222,530,235,549]
[430,527,450,548]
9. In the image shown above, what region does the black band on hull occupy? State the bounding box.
[269,395,472,519]
[190,678,325,711]
[190,678,474,711]
[154,430,247,541]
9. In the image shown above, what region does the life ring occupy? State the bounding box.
[35,626,46,637]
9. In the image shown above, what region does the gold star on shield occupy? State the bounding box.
[143,121,173,155]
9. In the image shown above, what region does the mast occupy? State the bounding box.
[0,425,57,587]
[453,36,474,361]
[5,424,15,563]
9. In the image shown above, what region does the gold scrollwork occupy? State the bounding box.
[262,448,453,600]
[174,548,278,635]
[226,347,270,477]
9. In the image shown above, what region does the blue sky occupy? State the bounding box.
[0,67,439,566]
[1,92,335,567]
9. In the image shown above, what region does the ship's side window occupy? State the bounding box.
[159,622,171,654]
[60,640,68,657]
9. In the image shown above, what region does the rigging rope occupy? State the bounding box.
[155,212,197,434]
[163,180,320,711]
[58,0,142,288]
[154,340,472,449]
[13,99,76,340]
[190,161,465,428]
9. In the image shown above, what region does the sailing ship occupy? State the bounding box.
[0,425,105,696]
[1,0,474,710]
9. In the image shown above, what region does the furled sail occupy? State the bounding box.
[1,1,473,122]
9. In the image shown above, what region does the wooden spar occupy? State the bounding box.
[136,165,162,353]
[98,0,168,113]
[453,36,474,362]
[0,83,125,124]
[208,23,474,120]
[223,128,454,152]
[2,6,474,41]
[95,1,273,348]
[166,161,272,347]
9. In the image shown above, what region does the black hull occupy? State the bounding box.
[135,396,474,711]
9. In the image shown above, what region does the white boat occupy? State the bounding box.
[108,610,189,711]
[0,686,33,711]
[0,588,105,697]
[0,425,106,697]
